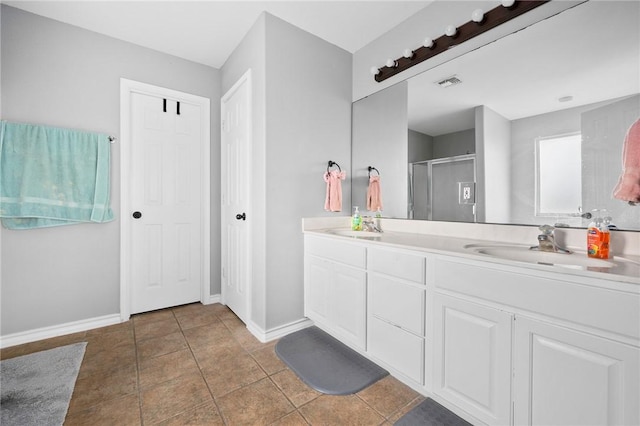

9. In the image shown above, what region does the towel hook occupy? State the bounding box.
[368,166,380,177]
[327,161,341,172]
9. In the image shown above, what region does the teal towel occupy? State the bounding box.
[0,121,114,229]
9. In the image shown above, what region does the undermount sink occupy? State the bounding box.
[464,243,618,270]
[327,229,383,239]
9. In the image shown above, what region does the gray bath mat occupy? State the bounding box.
[275,326,388,395]
[395,398,472,426]
[1,342,87,426]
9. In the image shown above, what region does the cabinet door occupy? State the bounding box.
[514,317,639,426]
[433,294,513,426]
[332,262,367,350]
[304,255,332,324]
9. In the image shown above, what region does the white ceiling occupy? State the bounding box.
[5,0,637,138]
[2,0,432,68]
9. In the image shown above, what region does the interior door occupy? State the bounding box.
[221,70,251,324]
[129,92,203,314]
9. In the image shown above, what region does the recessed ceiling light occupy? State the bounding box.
[559,95,574,102]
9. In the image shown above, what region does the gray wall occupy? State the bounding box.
[408,129,432,163]
[352,82,408,219]
[221,14,268,330]
[0,6,220,335]
[510,104,583,225]
[433,128,475,159]
[221,13,352,332]
[264,15,352,330]
[475,105,511,223]
[582,95,640,231]
[509,99,627,226]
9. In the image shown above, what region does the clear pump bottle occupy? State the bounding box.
[351,206,362,231]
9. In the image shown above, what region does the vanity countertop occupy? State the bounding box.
[303,219,640,286]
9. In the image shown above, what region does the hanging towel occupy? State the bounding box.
[613,117,640,204]
[0,121,114,229]
[366,175,383,212]
[324,170,346,212]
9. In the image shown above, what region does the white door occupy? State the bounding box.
[125,86,209,315]
[433,294,513,426]
[221,70,252,323]
[304,254,332,325]
[332,262,367,350]
[514,317,639,426]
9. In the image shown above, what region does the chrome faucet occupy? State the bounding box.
[530,224,572,254]
[362,217,383,233]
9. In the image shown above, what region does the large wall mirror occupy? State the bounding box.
[352,0,640,231]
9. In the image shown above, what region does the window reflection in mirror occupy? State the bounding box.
[535,133,582,218]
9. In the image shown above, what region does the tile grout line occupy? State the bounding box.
[180,308,232,425]
[131,315,146,426]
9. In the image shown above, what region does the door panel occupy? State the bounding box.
[514,317,639,426]
[221,72,251,323]
[433,294,512,425]
[130,92,202,314]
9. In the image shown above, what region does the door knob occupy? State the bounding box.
[236,213,246,221]
[132,211,142,219]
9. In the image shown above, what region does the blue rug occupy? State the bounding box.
[1,342,87,426]
[275,326,388,395]
[395,398,472,426]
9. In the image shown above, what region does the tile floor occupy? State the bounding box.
[0,303,425,425]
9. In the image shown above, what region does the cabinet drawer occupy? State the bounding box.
[370,274,425,336]
[305,235,366,268]
[368,248,425,284]
[369,316,424,384]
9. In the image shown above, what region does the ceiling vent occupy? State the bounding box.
[436,75,462,88]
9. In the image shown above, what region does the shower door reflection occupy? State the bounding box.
[410,154,476,222]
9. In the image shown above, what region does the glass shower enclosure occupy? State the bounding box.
[409,154,476,222]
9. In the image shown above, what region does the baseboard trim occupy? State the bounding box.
[0,314,122,349]
[247,317,313,343]
[203,293,221,305]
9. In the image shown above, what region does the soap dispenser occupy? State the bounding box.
[351,206,362,231]
[587,209,610,259]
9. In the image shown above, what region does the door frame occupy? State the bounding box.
[119,78,211,321]
[220,69,252,322]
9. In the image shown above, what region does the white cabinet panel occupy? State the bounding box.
[306,235,366,268]
[433,294,512,426]
[514,317,640,426]
[305,255,332,324]
[333,263,367,349]
[303,241,367,351]
[369,273,425,335]
[368,247,425,284]
[369,316,424,383]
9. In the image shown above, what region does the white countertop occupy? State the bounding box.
[303,217,640,286]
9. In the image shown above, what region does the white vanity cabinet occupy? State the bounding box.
[367,247,426,385]
[304,235,367,350]
[434,255,640,426]
[303,230,639,426]
[433,294,513,426]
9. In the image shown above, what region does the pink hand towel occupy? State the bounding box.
[613,117,640,203]
[324,170,346,212]
[366,175,383,211]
